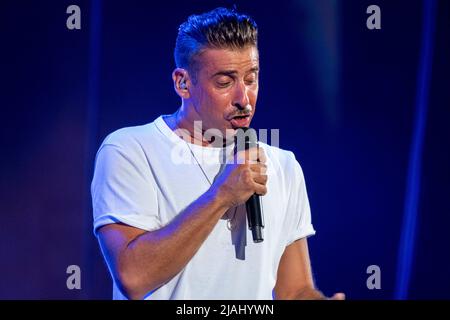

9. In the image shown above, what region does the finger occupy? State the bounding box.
[330,293,346,300]
[235,150,247,165]
[236,148,267,165]
[247,147,260,164]
[235,149,258,164]
[249,163,267,175]
[257,146,267,164]
[253,182,267,196]
[252,172,268,185]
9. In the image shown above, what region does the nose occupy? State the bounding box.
[233,81,250,110]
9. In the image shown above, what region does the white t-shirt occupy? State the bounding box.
[91,115,315,300]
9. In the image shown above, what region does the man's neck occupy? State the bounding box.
[165,108,211,147]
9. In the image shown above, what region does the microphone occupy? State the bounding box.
[234,127,264,243]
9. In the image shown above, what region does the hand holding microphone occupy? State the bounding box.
[234,128,265,243]
[209,128,267,243]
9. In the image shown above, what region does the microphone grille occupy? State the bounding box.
[235,127,258,151]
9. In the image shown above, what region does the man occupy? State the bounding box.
[91,7,344,300]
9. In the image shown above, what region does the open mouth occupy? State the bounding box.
[230,115,251,128]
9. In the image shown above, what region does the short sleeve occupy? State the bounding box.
[91,142,161,236]
[284,152,316,246]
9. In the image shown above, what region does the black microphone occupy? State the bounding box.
[234,127,264,243]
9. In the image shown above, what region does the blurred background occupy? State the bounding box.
[1,0,449,299]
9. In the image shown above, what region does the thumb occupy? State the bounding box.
[330,292,346,300]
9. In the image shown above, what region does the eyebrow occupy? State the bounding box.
[211,66,259,78]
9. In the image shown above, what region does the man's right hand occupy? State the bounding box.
[210,146,268,209]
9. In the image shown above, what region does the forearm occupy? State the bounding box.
[274,286,326,300]
[292,287,326,300]
[119,188,229,299]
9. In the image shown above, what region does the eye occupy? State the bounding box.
[245,78,257,86]
[216,81,232,88]
[215,76,233,88]
[244,73,258,85]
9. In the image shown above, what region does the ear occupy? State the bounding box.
[172,68,191,99]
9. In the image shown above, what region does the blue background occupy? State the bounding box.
[1,0,449,299]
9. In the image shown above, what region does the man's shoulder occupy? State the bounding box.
[259,142,298,167]
[259,142,306,185]
[101,121,158,149]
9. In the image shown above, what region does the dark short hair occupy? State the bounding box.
[174,7,258,75]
